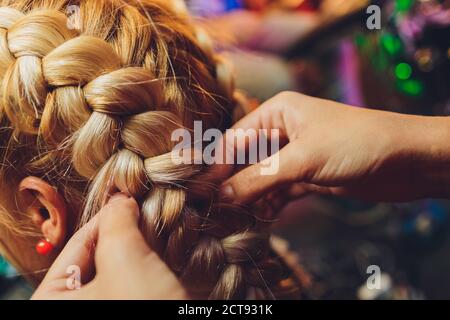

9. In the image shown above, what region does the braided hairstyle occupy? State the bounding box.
[0,0,301,299]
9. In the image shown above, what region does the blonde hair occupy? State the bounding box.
[0,0,301,299]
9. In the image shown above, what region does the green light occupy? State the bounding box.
[396,0,415,12]
[354,34,367,48]
[397,79,424,96]
[381,33,402,56]
[395,63,412,80]
[373,51,389,71]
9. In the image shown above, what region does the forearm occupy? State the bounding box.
[397,114,450,198]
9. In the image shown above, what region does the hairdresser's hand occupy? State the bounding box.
[220,92,450,205]
[32,194,189,300]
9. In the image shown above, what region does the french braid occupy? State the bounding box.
[0,0,301,299]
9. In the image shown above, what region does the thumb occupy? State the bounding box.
[95,193,152,272]
[94,193,190,300]
[220,142,302,205]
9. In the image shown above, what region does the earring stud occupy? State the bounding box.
[36,239,54,255]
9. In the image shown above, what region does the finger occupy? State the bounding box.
[231,95,289,133]
[95,193,152,272]
[40,213,99,287]
[289,183,351,198]
[265,183,312,213]
[33,278,99,300]
[283,183,314,199]
[221,142,303,205]
[228,98,288,158]
[210,98,289,183]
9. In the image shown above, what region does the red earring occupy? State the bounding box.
[36,239,54,256]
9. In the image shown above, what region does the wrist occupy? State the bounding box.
[399,115,450,198]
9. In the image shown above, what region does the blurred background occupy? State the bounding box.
[2,0,450,299]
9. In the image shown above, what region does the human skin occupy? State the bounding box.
[32,193,189,300]
[32,92,450,299]
[220,91,450,205]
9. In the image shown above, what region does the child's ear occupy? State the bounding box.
[18,176,67,249]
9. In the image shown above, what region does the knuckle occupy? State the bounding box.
[275,90,301,102]
[270,91,301,115]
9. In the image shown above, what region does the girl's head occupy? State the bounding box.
[0,0,299,299]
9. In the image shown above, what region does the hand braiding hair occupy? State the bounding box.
[0,0,301,299]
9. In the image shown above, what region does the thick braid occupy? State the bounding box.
[0,9,78,134]
[0,1,300,300]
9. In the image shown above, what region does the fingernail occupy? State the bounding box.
[220,184,235,201]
